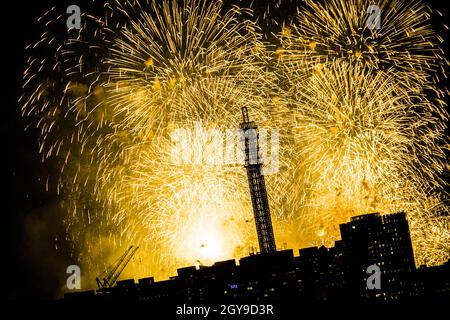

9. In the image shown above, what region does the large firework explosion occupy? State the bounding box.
[277,0,447,88]
[287,61,449,263]
[21,0,448,288]
[273,0,449,265]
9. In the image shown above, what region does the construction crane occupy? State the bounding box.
[96,246,139,290]
[240,107,276,254]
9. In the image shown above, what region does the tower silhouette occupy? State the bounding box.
[240,107,276,254]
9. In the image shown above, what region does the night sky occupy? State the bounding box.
[2,0,449,300]
[3,0,70,300]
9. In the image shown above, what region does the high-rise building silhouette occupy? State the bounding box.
[240,107,276,254]
[297,240,349,300]
[61,112,448,303]
[64,212,450,302]
[339,212,418,299]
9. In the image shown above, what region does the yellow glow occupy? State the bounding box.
[153,77,161,90]
[275,47,285,55]
[282,26,291,36]
[169,77,177,87]
[145,57,154,68]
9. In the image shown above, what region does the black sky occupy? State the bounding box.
[3,0,72,300]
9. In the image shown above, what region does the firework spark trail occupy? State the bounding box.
[22,0,276,282]
[292,62,444,193]
[277,0,448,92]
[274,0,449,264]
[282,61,449,263]
[20,0,449,285]
[96,0,275,276]
[102,76,292,274]
[105,0,268,138]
